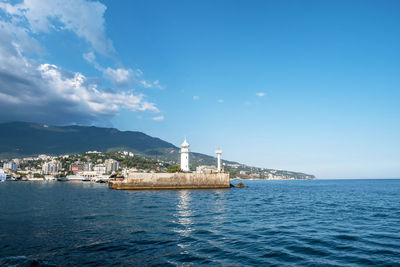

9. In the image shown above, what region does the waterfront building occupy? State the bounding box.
[94,164,106,174]
[42,160,62,175]
[71,162,84,174]
[84,162,93,171]
[3,161,17,171]
[180,138,190,172]
[77,171,98,180]
[105,159,119,174]
[0,169,5,181]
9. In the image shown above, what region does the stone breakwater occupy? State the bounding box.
[109,172,230,190]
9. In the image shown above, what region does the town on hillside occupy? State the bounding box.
[0,150,315,182]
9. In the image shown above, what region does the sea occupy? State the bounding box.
[0,179,399,266]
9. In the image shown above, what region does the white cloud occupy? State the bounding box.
[83,51,161,88]
[83,51,134,87]
[0,25,158,124]
[83,51,100,68]
[0,57,159,124]
[103,67,133,86]
[218,99,224,103]
[152,115,164,121]
[256,92,265,97]
[37,63,159,115]
[1,0,114,56]
[140,79,163,89]
[0,0,161,125]
[193,95,200,100]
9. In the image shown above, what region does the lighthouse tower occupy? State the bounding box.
[216,148,222,172]
[180,138,190,172]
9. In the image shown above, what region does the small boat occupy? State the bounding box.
[66,175,86,182]
[44,175,57,181]
[57,176,68,182]
[94,175,110,183]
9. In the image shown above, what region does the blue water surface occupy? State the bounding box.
[0,179,399,266]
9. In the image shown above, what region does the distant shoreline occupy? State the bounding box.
[233,178,400,181]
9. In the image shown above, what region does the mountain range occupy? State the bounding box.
[0,121,315,179]
[0,121,230,166]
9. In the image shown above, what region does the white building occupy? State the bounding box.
[121,151,134,157]
[77,171,98,180]
[38,154,51,160]
[42,162,51,174]
[42,160,62,175]
[87,151,100,154]
[12,158,21,165]
[84,162,93,171]
[0,169,5,181]
[94,164,106,174]
[105,159,119,174]
[180,138,190,172]
[3,161,17,171]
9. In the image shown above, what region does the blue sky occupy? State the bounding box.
[0,0,399,178]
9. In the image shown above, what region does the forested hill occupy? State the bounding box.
[0,121,315,179]
[0,121,176,158]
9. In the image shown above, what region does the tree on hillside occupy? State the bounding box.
[167,165,181,173]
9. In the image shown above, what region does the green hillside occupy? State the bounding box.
[0,122,315,179]
[0,122,227,166]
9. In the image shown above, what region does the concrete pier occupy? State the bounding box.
[109,172,230,190]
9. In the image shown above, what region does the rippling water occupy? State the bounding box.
[1,179,399,266]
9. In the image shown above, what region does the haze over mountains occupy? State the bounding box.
[0,121,315,178]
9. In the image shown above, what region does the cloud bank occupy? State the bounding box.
[0,0,161,125]
[0,0,114,55]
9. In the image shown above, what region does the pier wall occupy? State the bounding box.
[109,172,230,190]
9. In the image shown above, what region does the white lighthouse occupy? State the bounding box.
[216,148,222,172]
[180,138,190,172]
